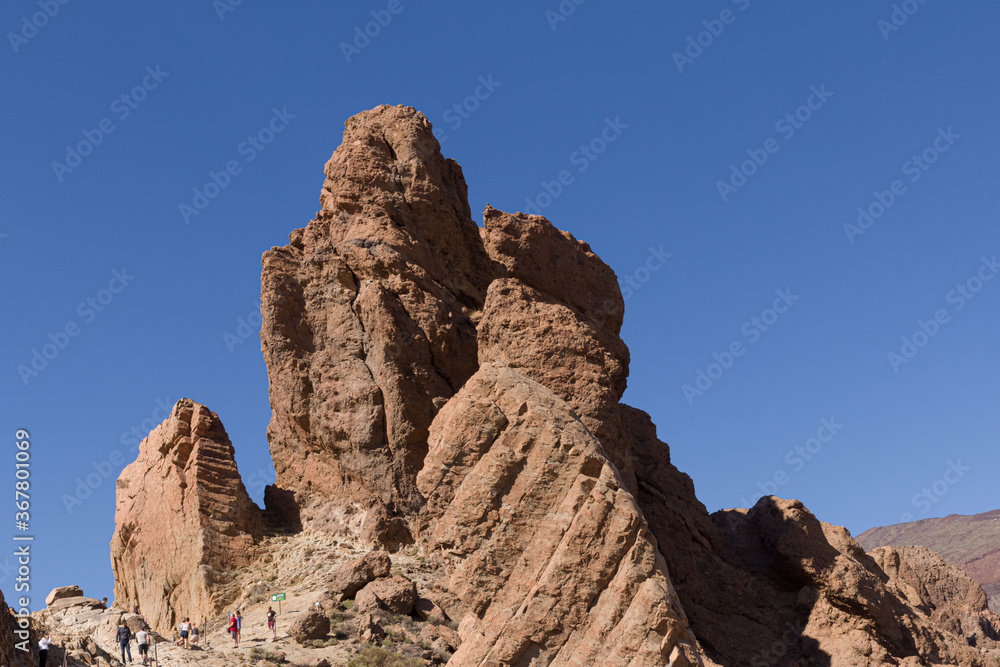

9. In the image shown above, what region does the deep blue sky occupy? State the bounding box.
[3,1,998,608]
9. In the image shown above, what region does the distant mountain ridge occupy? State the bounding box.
[858,509,1000,612]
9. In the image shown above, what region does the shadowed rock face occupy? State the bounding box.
[858,509,1000,613]
[627,409,1000,666]
[0,589,31,667]
[871,545,1000,647]
[110,398,262,633]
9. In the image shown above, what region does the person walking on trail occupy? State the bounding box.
[236,610,243,644]
[178,617,192,649]
[37,635,51,667]
[229,612,239,648]
[135,627,150,666]
[191,619,200,646]
[117,622,133,664]
[266,606,277,639]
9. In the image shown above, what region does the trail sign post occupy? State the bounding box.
[271,592,286,614]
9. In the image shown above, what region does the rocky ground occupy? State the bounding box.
[35,530,459,666]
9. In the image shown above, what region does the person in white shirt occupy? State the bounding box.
[38,635,52,667]
[136,628,150,666]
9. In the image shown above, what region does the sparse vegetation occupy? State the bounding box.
[248,647,288,664]
[345,646,423,667]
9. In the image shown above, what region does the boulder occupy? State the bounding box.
[413,596,447,624]
[327,550,392,601]
[288,610,330,643]
[354,575,416,615]
[357,613,386,644]
[46,585,83,607]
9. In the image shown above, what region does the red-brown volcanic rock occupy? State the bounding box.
[260,105,492,546]
[110,398,262,633]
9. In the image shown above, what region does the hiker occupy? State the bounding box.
[266,606,277,639]
[101,597,108,609]
[136,626,150,666]
[191,619,200,646]
[229,612,239,648]
[117,622,133,664]
[178,617,191,649]
[38,635,51,667]
[236,610,242,645]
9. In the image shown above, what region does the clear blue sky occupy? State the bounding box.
[3,1,998,609]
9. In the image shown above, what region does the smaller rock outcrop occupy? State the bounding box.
[110,399,263,633]
[872,545,1000,648]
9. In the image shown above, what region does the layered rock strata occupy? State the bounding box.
[111,398,263,632]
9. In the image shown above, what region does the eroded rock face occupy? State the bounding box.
[626,408,999,667]
[260,105,492,546]
[111,398,263,633]
[872,545,1000,647]
[0,589,31,667]
[418,364,701,666]
[858,509,1000,613]
[479,207,634,490]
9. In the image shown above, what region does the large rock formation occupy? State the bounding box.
[260,105,492,546]
[111,398,263,632]
[109,104,1000,666]
[859,509,1000,613]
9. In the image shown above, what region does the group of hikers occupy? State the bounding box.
[115,621,152,666]
[35,603,281,666]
